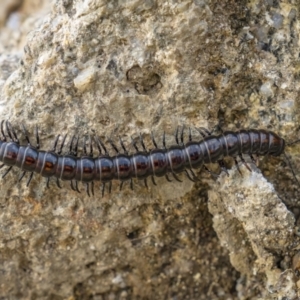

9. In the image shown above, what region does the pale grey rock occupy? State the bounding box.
[209,165,299,299]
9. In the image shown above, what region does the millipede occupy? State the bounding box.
[0,120,298,197]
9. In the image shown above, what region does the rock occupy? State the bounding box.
[209,164,299,299]
[0,0,300,299]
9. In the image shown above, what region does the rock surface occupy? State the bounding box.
[209,165,299,299]
[0,0,300,299]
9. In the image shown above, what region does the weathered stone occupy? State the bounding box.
[209,165,298,299]
[0,0,300,299]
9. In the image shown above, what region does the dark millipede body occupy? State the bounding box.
[0,121,287,196]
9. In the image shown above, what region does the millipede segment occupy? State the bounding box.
[0,121,288,196]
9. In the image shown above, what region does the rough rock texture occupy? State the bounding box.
[0,0,300,299]
[209,165,299,299]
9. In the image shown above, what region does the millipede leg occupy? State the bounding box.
[46,177,50,188]
[71,180,80,193]
[151,176,157,186]
[203,165,219,178]
[162,131,166,148]
[18,171,26,182]
[0,164,5,169]
[196,128,205,139]
[284,152,300,188]
[120,181,124,191]
[75,181,80,193]
[85,183,90,197]
[56,178,62,188]
[91,181,94,196]
[119,136,128,154]
[58,134,67,155]
[101,183,105,197]
[196,127,212,140]
[174,126,179,145]
[1,120,7,141]
[151,131,158,148]
[218,160,229,177]
[139,133,147,151]
[165,174,172,182]
[95,136,107,155]
[7,122,19,144]
[130,178,133,190]
[21,124,30,144]
[83,136,87,155]
[239,154,252,172]
[2,166,12,178]
[184,169,196,182]
[199,127,212,136]
[144,178,148,188]
[70,180,76,191]
[180,126,185,145]
[131,136,139,152]
[94,135,103,155]
[26,172,34,187]
[189,127,192,142]
[172,172,182,182]
[68,135,76,155]
[217,124,224,133]
[89,135,93,157]
[35,126,40,149]
[108,138,119,153]
[6,121,14,142]
[51,135,60,152]
[234,158,242,176]
[74,136,79,156]
[189,168,199,180]
[250,154,256,165]
[108,181,112,193]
